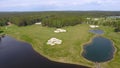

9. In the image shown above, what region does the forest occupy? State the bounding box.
[0,11,120,32]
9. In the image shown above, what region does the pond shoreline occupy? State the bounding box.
[0,35,90,68]
[81,35,116,68]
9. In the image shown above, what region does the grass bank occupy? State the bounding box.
[2,24,120,68]
[99,26,120,68]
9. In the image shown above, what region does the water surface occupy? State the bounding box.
[82,36,115,62]
[89,30,104,34]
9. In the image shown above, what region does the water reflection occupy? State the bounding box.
[82,36,115,62]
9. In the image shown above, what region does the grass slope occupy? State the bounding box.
[2,24,120,68]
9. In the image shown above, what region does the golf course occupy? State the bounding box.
[1,23,120,68]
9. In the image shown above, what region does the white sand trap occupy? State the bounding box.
[86,18,90,20]
[95,25,99,28]
[54,29,66,33]
[47,38,62,46]
[94,18,99,21]
[89,25,99,28]
[35,22,42,25]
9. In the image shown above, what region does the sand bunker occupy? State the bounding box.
[47,38,62,46]
[54,29,66,33]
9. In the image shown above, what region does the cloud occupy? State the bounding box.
[0,0,120,11]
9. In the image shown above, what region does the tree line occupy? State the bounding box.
[0,11,120,31]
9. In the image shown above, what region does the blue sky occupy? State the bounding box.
[0,0,120,11]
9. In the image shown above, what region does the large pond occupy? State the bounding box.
[82,36,115,62]
[0,36,89,68]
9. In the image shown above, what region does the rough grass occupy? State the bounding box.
[99,26,120,68]
[2,24,120,68]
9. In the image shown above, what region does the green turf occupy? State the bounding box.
[2,24,120,68]
[99,26,120,68]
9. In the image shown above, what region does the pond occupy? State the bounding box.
[82,36,115,63]
[0,36,89,68]
[108,16,120,18]
[89,29,104,34]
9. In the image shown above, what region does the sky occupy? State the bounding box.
[0,0,120,11]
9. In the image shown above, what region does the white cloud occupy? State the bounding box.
[0,0,120,11]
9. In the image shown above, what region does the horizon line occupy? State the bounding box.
[0,10,120,12]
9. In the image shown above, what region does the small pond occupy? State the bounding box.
[0,36,89,68]
[89,29,104,34]
[82,36,115,62]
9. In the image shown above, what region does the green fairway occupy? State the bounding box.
[2,24,120,68]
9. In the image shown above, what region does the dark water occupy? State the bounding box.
[89,30,104,34]
[82,36,115,62]
[0,36,89,68]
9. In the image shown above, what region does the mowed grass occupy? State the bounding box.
[100,26,120,68]
[3,24,94,67]
[3,24,120,68]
